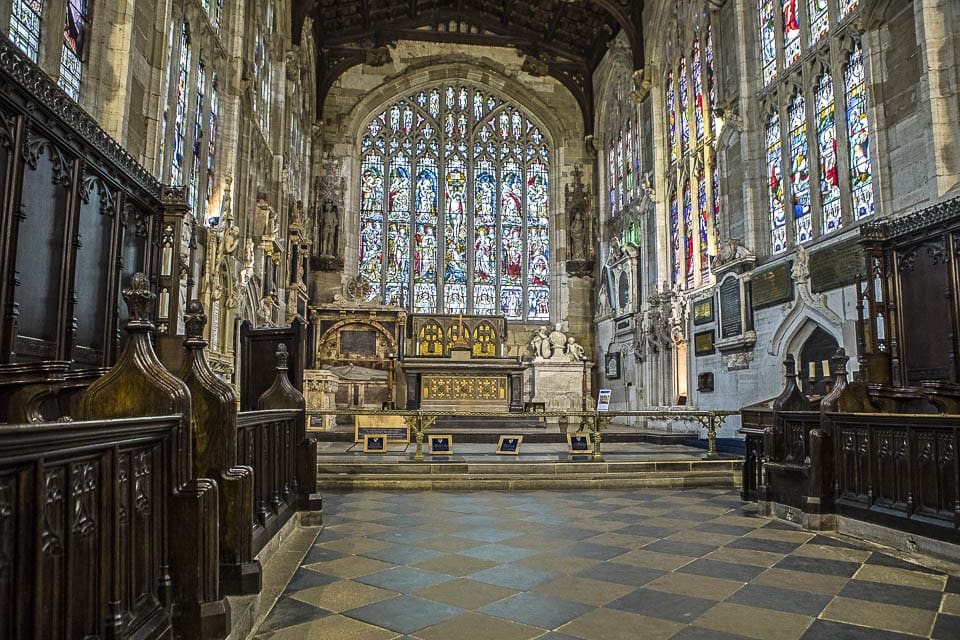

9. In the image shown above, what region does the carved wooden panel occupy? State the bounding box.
[897,240,955,384]
[873,428,909,510]
[838,425,870,503]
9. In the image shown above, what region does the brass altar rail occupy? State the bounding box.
[306,409,737,461]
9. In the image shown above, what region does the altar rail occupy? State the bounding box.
[307,408,737,460]
[237,409,303,555]
[0,415,180,639]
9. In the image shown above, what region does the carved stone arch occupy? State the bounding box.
[781,317,842,366]
[860,0,902,30]
[472,320,498,357]
[316,319,397,363]
[417,320,445,356]
[342,60,577,151]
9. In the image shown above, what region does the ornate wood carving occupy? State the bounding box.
[179,301,260,595]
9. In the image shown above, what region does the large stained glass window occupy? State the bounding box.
[767,111,787,253]
[206,75,219,224]
[189,59,206,217]
[358,84,551,321]
[10,0,43,62]
[788,92,812,243]
[758,0,874,253]
[171,23,190,187]
[59,0,88,100]
[608,118,639,218]
[665,18,721,290]
[845,44,874,221]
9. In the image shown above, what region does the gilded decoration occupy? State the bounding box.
[422,376,506,401]
[410,314,506,358]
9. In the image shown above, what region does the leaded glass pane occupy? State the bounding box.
[10,0,43,62]
[671,193,681,285]
[358,86,550,318]
[789,93,812,243]
[759,0,778,86]
[783,0,801,66]
[767,112,787,253]
[845,44,875,220]
[809,0,829,44]
[683,182,694,289]
[816,74,842,233]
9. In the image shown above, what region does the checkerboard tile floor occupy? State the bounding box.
[253,489,960,639]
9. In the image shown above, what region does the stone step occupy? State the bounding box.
[315,459,742,490]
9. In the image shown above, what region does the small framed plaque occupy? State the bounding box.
[604,352,621,379]
[693,297,715,325]
[496,435,523,455]
[429,434,454,455]
[567,433,592,454]
[694,330,716,356]
[363,434,387,453]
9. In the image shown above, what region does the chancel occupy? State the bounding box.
[1,1,959,638]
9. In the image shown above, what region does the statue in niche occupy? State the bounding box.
[320,200,340,256]
[565,166,593,262]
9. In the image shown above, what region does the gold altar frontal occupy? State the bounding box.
[403,354,524,412]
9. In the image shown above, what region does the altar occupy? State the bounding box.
[404,313,524,412]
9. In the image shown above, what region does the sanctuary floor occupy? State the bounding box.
[251,489,960,639]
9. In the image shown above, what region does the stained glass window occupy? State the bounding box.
[358,85,549,320]
[809,0,829,44]
[189,59,205,217]
[816,74,841,233]
[845,44,875,221]
[171,23,190,186]
[839,0,859,20]
[759,0,874,251]
[59,0,88,100]
[759,0,777,86]
[767,112,787,253]
[665,22,721,289]
[789,93,812,243]
[782,0,801,66]
[206,75,219,225]
[10,0,43,62]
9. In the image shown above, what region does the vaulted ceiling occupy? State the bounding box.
[292,0,644,133]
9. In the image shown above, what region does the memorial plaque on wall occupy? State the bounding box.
[719,278,743,339]
[751,264,793,309]
[811,241,865,293]
[341,330,377,355]
[694,330,715,356]
[693,297,715,326]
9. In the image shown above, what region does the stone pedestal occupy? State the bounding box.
[304,369,338,430]
[528,359,593,428]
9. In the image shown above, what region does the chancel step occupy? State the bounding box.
[315,458,741,490]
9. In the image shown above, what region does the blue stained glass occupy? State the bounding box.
[767,112,787,253]
[839,0,859,20]
[671,193,681,284]
[816,74,842,233]
[683,182,694,289]
[845,44,875,221]
[679,56,689,154]
[444,155,468,285]
[759,0,777,85]
[699,172,710,282]
[809,0,829,44]
[359,84,551,320]
[693,40,704,143]
[789,93,812,243]
[667,72,677,164]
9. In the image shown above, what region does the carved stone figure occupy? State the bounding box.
[549,323,567,355]
[530,326,551,359]
[566,337,586,362]
[565,166,593,261]
[320,200,340,256]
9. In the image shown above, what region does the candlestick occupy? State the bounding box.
[808,361,816,379]
[821,359,830,378]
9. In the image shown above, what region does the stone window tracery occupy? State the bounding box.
[665,5,720,290]
[606,77,640,219]
[759,0,875,254]
[171,22,191,187]
[358,84,551,321]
